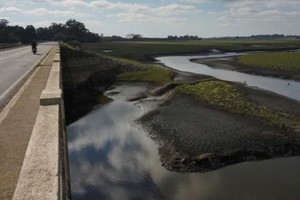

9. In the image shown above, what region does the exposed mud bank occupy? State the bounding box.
[62,46,300,173]
[100,79,300,173]
[138,93,300,172]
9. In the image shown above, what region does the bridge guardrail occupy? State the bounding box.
[0,42,22,51]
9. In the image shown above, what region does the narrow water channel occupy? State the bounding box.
[68,54,300,200]
[157,53,300,102]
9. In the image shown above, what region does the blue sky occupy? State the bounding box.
[1,0,300,37]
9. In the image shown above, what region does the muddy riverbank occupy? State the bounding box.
[68,80,300,200]
[62,46,300,174]
[138,91,300,172]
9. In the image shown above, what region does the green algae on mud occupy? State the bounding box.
[238,52,300,72]
[176,80,300,130]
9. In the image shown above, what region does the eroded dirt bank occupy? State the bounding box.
[62,46,300,173]
[61,46,139,124]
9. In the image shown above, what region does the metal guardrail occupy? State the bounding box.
[0,42,22,51]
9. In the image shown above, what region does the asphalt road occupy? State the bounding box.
[0,42,55,103]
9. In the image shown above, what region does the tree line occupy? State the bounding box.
[0,19,101,44]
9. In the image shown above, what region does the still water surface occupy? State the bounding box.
[157,53,300,102]
[68,54,300,200]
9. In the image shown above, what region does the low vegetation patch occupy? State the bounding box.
[115,58,172,85]
[97,95,112,104]
[238,52,300,71]
[176,80,300,129]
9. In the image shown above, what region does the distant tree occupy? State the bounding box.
[167,35,178,40]
[10,25,24,41]
[0,19,9,28]
[126,34,143,40]
[104,35,125,41]
[23,25,37,43]
[0,19,101,43]
[36,27,48,41]
[0,19,21,43]
[65,19,87,39]
[132,34,142,40]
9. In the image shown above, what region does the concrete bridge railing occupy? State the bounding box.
[13,46,70,200]
[0,42,22,51]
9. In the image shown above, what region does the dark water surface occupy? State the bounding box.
[68,55,300,200]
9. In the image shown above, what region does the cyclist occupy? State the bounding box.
[31,41,37,54]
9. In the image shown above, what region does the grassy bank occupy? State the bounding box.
[176,80,300,129]
[110,57,173,85]
[238,52,300,71]
[83,40,300,61]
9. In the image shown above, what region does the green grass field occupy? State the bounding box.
[176,80,300,129]
[83,40,300,61]
[238,52,300,72]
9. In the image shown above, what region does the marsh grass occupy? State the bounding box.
[238,52,300,71]
[113,57,173,85]
[83,40,300,61]
[176,80,300,129]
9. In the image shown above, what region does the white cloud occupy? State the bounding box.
[26,7,76,16]
[155,4,198,16]
[29,0,92,7]
[33,19,64,27]
[92,1,197,25]
[112,12,186,24]
[214,0,300,27]
[83,19,102,31]
[91,1,198,16]
[0,6,87,17]
[50,0,92,7]
[0,7,23,14]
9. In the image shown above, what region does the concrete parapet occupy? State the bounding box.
[40,90,62,106]
[13,105,60,200]
[13,45,70,200]
[53,53,60,62]
[45,63,61,91]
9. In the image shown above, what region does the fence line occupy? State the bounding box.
[0,42,22,51]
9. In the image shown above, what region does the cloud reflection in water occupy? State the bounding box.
[68,100,300,200]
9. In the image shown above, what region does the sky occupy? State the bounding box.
[0,0,300,38]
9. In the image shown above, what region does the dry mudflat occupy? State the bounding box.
[138,88,300,172]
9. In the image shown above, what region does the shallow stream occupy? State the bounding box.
[68,54,300,200]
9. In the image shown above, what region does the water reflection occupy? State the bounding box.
[68,99,300,200]
[68,54,300,199]
[157,54,300,102]
[68,101,164,200]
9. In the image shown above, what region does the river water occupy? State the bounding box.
[67,54,300,200]
[157,53,300,102]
